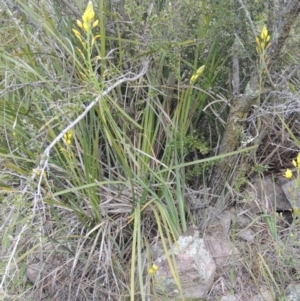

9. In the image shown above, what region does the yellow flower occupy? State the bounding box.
[92,20,99,28]
[75,1,98,34]
[83,22,89,32]
[63,130,73,146]
[148,264,158,275]
[76,20,83,29]
[72,29,83,43]
[33,169,47,178]
[92,35,101,45]
[67,130,73,139]
[152,264,158,272]
[82,1,95,24]
[77,47,85,58]
[190,65,205,84]
[297,153,300,166]
[284,169,293,179]
[292,159,297,167]
[195,65,205,77]
[260,25,268,40]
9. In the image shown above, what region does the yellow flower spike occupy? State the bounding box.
[152,264,158,272]
[260,25,268,40]
[63,134,67,140]
[260,42,265,50]
[76,20,83,29]
[297,153,300,165]
[148,268,154,275]
[67,139,72,146]
[266,35,270,42]
[190,65,205,84]
[284,169,293,179]
[255,36,260,44]
[82,1,95,24]
[195,65,205,77]
[292,159,297,168]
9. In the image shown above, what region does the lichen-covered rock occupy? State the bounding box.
[285,283,300,301]
[153,227,216,300]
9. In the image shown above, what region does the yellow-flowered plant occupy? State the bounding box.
[148,264,158,275]
[63,129,73,146]
[284,153,300,217]
[255,25,271,54]
[285,153,300,179]
[190,65,205,84]
[72,1,100,60]
[60,129,75,159]
[32,168,47,178]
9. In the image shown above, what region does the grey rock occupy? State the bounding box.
[248,289,274,301]
[285,283,300,301]
[281,180,300,208]
[243,176,291,214]
[205,211,240,266]
[153,228,216,299]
